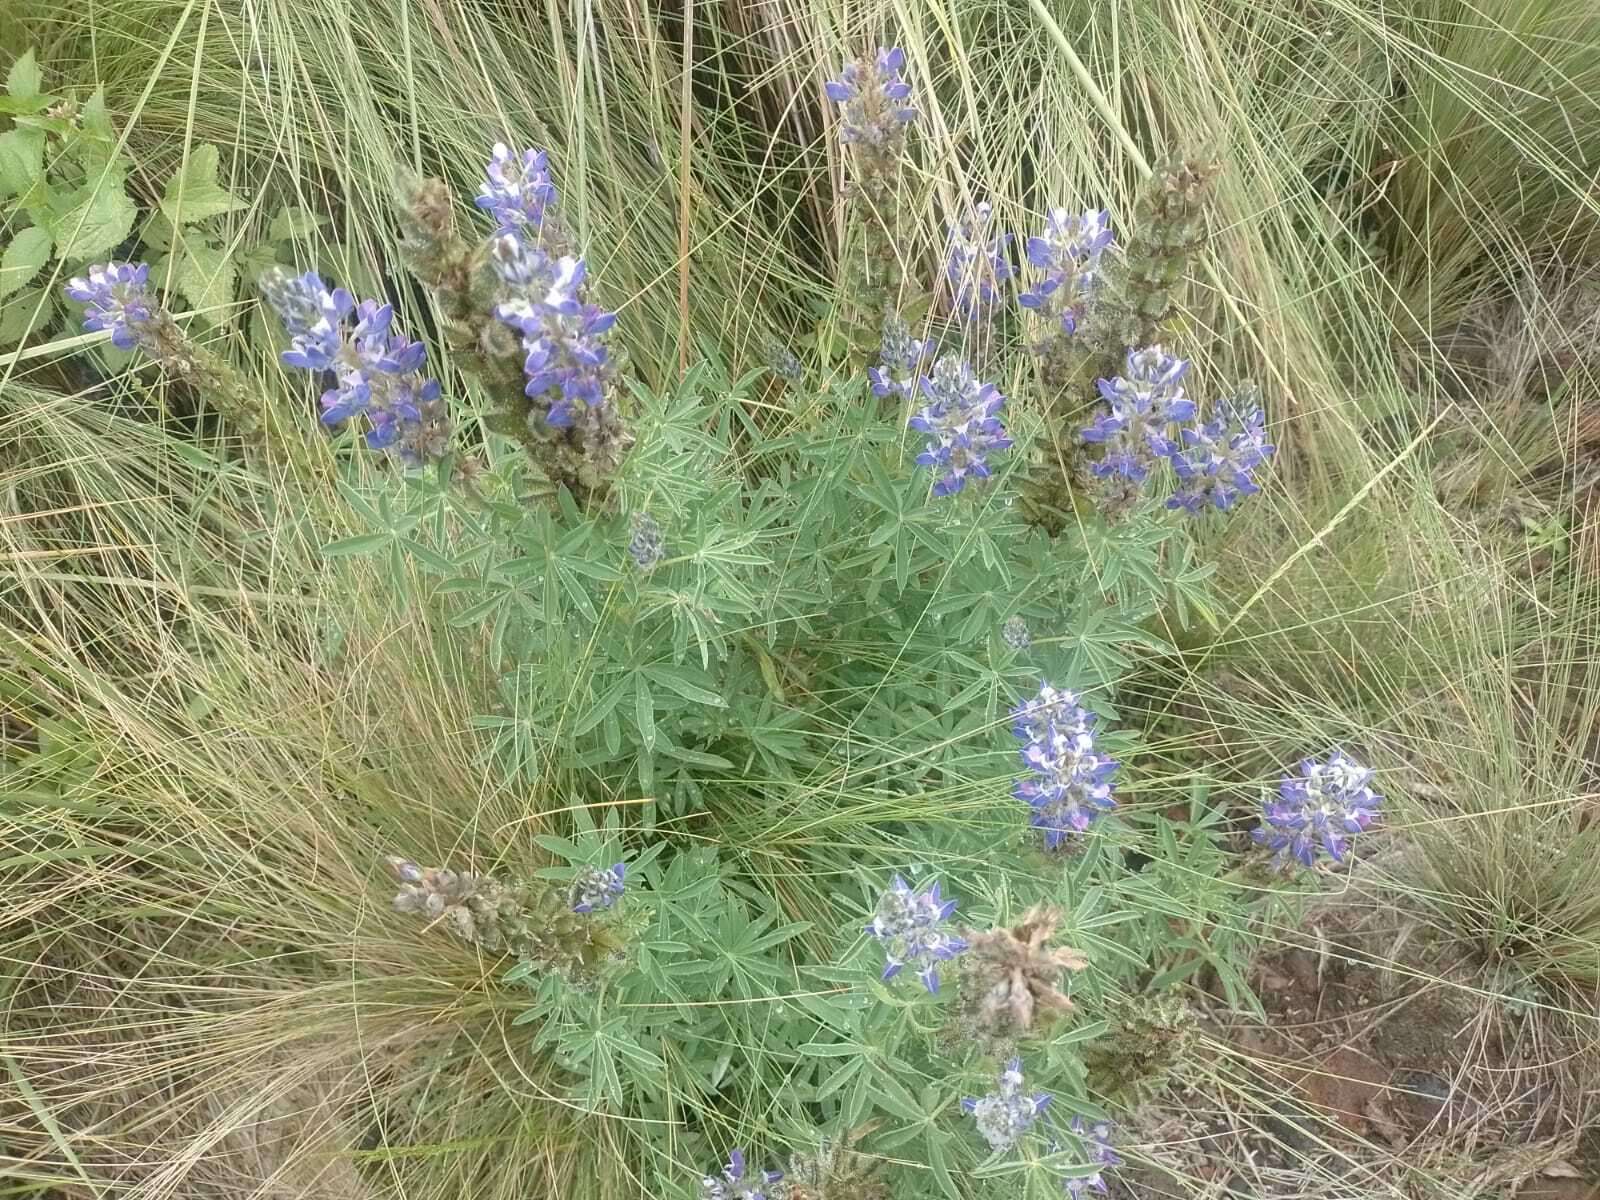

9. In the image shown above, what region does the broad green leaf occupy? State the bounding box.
[0,286,47,345]
[269,206,325,242]
[155,238,236,323]
[47,175,137,262]
[237,242,282,282]
[0,227,51,299]
[0,129,44,201]
[159,144,246,226]
[0,95,50,116]
[81,88,115,140]
[141,212,175,252]
[6,51,41,101]
[62,89,118,172]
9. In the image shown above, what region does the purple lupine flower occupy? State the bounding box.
[823,45,916,145]
[908,355,1012,497]
[1253,750,1382,868]
[867,313,933,401]
[476,142,558,238]
[279,280,354,372]
[866,874,968,994]
[1059,1116,1121,1195]
[1168,388,1276,513]
[1019,208,1112,344]
[627,512,665,571]
[489,232,618,426]
[261,266,446,462]
[1010,684,1119,849]
[945,200,1013,321]
[1081,345,1196,485]
[701,1149,783,1200]
[961,1057,1050,1151]
[64,262,159,352]
[571,863,627,913]
[362,374,443,449]
[257,268,327,339]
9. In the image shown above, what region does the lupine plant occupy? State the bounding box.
[961,1057,1050,1151]
[262,267,449,464]
[51,41,1355,1200]
[825,45,918,305]
[1254,750,1383,868]
[944,200,1012,324]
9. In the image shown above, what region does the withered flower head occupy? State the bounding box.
[964,904,1088,1035]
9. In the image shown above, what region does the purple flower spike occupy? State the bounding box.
[1009,684,1119,848]
[908,355,1012,497]
[963,1057,1051,1151]
[476,142,558,237]
[1020,208,1112,348]
[701,1149,783,1200]
[1168,387,1276,513]
[258,268,329,338]
[1253,749,1382,869]
[1081,345,1195,489]
[260,266,447,466]
[945,200,1012,320]
[488,231,618,425]
[64,262,158,352]
[868,313,933,401]
[571,862,627,913]
[824,45,917,144]
[866,874,968,994]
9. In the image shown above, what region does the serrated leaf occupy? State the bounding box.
[80,88,114,140]
[62,91,118,174]
[0,227,51,299]
[0,129,44,202]
[269,206,325,242]
[141,212,174,252]
[159,144,246,226]
[7,51,42,101]
[47,175,137,262]
[237,243,281,281]
[155,238,236,323]
[0,286,48,345]
[0,95,50,117]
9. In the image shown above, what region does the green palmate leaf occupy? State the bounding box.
[0,286,47,345]
[155,238,237,323]
[47,173,137,263]
[0,129,44,201]
[159,144,247,226]
[6,50,42,101]
[0,227,51,299]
